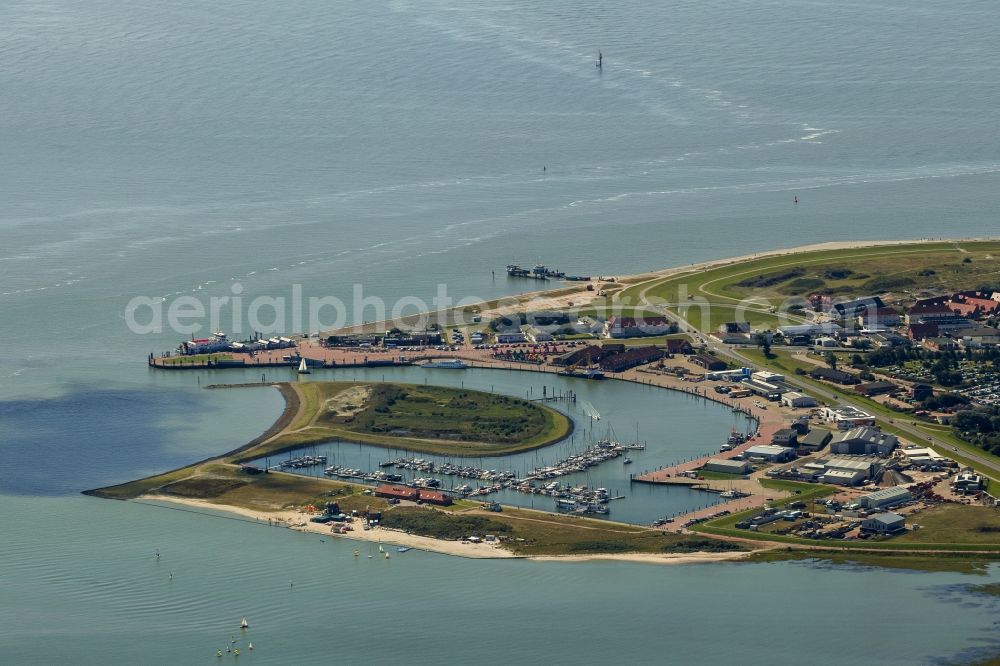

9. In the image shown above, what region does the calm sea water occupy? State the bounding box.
[2,0,1000,662]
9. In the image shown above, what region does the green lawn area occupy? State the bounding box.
[671,303,786,332]
[893,504,1000,546]
[257,381,573,458]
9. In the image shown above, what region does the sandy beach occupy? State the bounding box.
[139,495,764,565]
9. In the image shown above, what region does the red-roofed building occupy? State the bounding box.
[417,490,453,506]
[375,485,419,501]
[948,293,1000,318]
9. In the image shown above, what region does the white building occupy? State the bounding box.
[521,325,554,343]
[823,456,879,480]
[859,486,911,510]
[781,392,817,409]
[603,315,672,339]
[751,371,784,384]
[706,368,752,382]
[823,405,877,430]
[822,469,866,486]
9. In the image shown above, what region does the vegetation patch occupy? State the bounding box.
[861,275,915,291]
[736,268,805,288]
[159,476,248,498]
[253,381,572,458]
[892,505,1000,546]
[380,507,511,541]
[780,277,826,294]
[569,540,629,553]
[821,268,858,280]
[662,538,744,553]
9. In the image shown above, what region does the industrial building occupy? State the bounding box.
[743,445,795,463]
[751,370,784,384]
[703,458,752,475]
[741,379,785,400]
[771,428,798,447]
[781,392,817,409]
[853,381,899,397]
[823,456,880,479]
[829,427,898,456]
[690,354,727,371]
[858,486,911,510]
[796,428,832,452]
[861,512,906,535]
[822,469,867,486]
[952,470,984,494]
[706,368,752,381]
[810,367,861,385]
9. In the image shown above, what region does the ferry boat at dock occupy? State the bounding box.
[421,359,469,370]
[558,368,605,380]
[505,263,567,279]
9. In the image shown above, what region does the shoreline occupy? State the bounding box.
[328,237,999,335]
[135,495,760,565]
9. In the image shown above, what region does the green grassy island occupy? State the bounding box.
[250,381,573,459]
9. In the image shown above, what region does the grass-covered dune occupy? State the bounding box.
[247,381,573,459]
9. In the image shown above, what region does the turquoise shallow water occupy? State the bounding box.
[2,0,1000,662]
[1,495,998,666]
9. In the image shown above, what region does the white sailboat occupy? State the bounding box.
[297,358,310,374]
[240,617,249,629]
